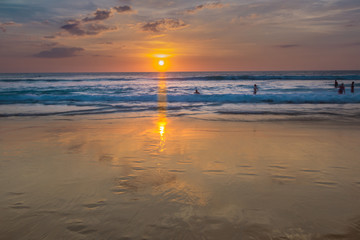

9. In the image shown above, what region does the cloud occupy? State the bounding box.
[83,9,112,22]
[59,4,132,37]
[81,5,134,23]
[186,2,225,14]
[61,22,84,35]
[61,21,117,36]
[33,47,84,58]
[0,21,21,32]
[43,35,56,39]
[276,44,300,48]
[141,18,188,33]
[113,5,134,13]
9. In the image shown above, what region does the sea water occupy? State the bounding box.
[1,71,359,121]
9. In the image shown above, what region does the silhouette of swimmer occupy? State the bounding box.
[351,82,355,93]
[253,84,258,95]
[194,88,200,94]
[335,79,338,88]
[338,83,345,94]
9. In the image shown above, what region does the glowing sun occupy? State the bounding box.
[158,60,165,66]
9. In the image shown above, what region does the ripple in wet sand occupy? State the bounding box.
[8,192,25,196]
[269,165,287,169]
[133,160,144,163]
[202,169,225,174]
[67,224,87,232]
[99,154,114,162]
[111,188,128,194]
[168,169,185,173]
[132,167,146,171]
[272,175,296,180]
[314,181,337,186]
[10,202,30,209]
[300,169,321,173]
[237,172,257,176]
[83,200,106,209]
[79,229,97,235]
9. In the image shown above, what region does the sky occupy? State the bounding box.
[0,0,359,72]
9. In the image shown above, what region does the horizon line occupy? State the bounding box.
[1,69,360,74]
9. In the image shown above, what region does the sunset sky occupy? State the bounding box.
[1,0,359,72]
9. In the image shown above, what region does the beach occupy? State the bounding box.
[2,0,360,237]
[1,71,360,239]
[1,113,360,239]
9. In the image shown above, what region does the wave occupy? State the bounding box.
[1,93,359,105]
[1,73,360,82]
[0,78,135,83]
[165,75,360,81]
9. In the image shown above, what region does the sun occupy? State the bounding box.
[153,57,169,72]
[150,53,171,71]
[158,60,165,66]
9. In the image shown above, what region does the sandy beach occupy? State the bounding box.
[2,0,360,237]
[1,114,360,239]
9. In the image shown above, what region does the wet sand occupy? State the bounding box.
[1,115,360,240]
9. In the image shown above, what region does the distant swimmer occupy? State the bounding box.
[335,79,338,88]
[338,83,345,94]
[253,84,258,95]
[351,81,355,93]
[194,87,200,94]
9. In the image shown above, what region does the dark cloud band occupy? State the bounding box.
[33,47,84,58]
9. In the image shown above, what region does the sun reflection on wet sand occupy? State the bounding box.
[157,72,167,152]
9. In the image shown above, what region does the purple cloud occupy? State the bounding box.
[33,47,84,58]
[141,18,188,33]
[186,2,225,14]
[61,21,117,36]
[83,9,112,22]
[276,44,300,48]
[113,5,133,13]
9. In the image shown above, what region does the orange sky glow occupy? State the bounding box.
[0,0,359,72]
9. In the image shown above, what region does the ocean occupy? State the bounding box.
[0,71,359,121]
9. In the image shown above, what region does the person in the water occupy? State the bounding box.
[351,82,355,93]
[194,87,200,94]
[338,83,345,94]
[253,84,258,95]
[334,79,338,88]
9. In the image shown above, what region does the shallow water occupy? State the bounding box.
[1,71,360,120]
[1,115,360,240]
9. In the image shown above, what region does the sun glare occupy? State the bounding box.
[153,57,169,72]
